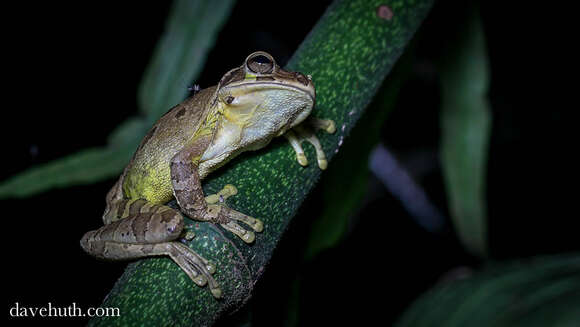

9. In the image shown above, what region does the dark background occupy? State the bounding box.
[2,0,575,325]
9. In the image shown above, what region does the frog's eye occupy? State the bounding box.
[246,52,274,74]
[225,96,235,104]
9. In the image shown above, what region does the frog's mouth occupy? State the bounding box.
[227,81,315,104]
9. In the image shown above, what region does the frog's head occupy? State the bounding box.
[215,51,315,138]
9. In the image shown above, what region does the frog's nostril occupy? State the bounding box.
[295,73,310,86]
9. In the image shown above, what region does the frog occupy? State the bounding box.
[80,51,336,299]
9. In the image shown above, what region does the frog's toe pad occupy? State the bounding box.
[297,153,308,166]
[193,275,207,287]
[222,184,238,196]
[205,184,239,204]
[316,118,336,134]
[210,286,222,299]
[206,262,217,275]
[252,218,264,233]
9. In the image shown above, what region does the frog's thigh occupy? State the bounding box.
[80,202,221,298]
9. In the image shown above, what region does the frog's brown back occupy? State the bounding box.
[121,86,217,203]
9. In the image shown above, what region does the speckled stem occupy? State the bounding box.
[89,0,433,326]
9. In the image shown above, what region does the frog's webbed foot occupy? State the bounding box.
[167,242,221,298]
[204,184,264,243]
[285,117,336,170]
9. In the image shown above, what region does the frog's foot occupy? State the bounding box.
[167,242,221,298]
[204,185,264,243]
[285,117,336,170]
[208,205,264,243]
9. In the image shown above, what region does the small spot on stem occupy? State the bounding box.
[376,4,394,21]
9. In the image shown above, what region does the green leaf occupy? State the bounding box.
[89,0,435,326]
[106,117,149,149]
[138,0,236,122]
[0,145,135,198]
[396,254,580,327]
[439,5,491,257]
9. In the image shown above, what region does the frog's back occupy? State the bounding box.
[122,86,217,204]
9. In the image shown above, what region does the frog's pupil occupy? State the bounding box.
[253,55,270,64]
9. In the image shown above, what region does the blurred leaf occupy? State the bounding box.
[0,145,135,198]
[106,117,148,148]
[439,5,491,257]
[0,119,147,199]
[0,0,235,199]
[397,254,580,327]
[138,0,236,122]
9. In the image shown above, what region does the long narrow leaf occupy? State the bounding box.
[439,6,491,256]
[138,0,236,122]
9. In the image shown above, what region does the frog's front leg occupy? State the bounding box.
[170,140,264,243]
[285,117,336,169]
[80,200,221,298]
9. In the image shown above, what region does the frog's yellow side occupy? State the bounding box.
[122,87,220,204]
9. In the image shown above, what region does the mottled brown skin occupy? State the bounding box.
[80,51,335,299]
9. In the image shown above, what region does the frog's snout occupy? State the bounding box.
[295,72,311,87]
[293,72,315,106]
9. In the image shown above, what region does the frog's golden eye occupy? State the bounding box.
[246,52,274,74]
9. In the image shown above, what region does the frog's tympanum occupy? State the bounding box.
[80,51,335,298]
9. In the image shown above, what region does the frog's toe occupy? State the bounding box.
[193,275,207,287]
[229,208,264,232]
[318,158,328,170]
[210,286,222,299]
[205,184,239,204]
[304,133,329,170]
[168,242,220,297]
[310,117,336,134]
[285,130,308,166]
[222,184,238,196]
[296,153,308,166]
[252,218,264,233]
[222,220,256,243]
[206,262,217,275]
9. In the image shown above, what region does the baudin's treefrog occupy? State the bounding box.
[80,51,335,298]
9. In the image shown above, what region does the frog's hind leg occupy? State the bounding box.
[80,200,221,298]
